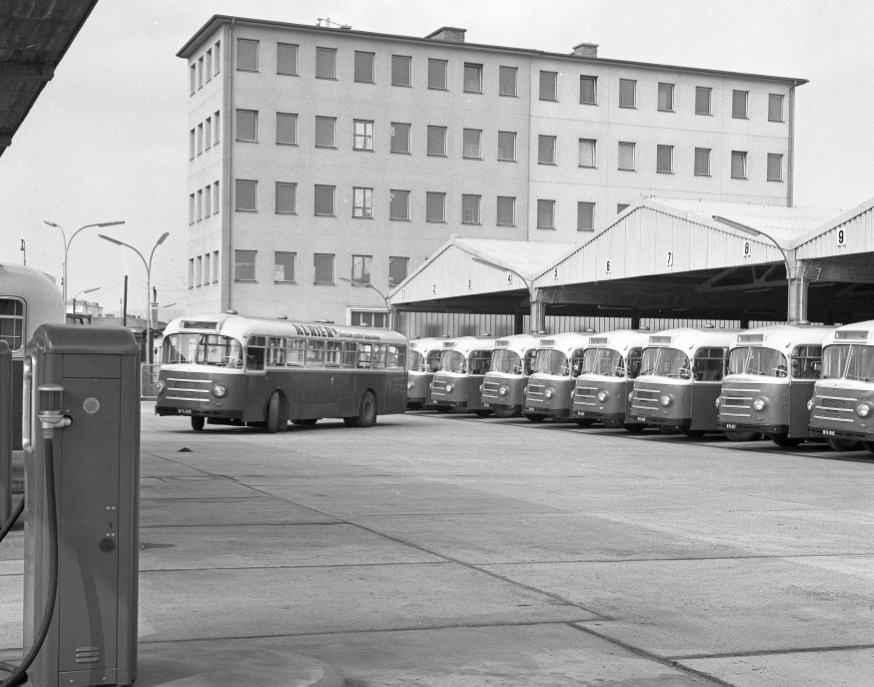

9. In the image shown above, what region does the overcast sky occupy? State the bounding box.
[1,0,871,317]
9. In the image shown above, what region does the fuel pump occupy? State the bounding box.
[7,324,140,687]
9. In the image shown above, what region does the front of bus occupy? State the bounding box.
[572,334,643,428]
[629,334,694,430]
[406,338,437,409]
[481,337,533,417]
[808,325,874,446]
[155,316,246,427]
[524,336,583,421]
[430,341,470,411]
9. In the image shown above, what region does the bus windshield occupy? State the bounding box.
[533,349,569,376]
[728,347,788,377]
[441,350,466,373]
[409,349,425,372]
[579,349,599,375]
[823,344,874,381]
[588,348,624,377]
[165,333,244,367]
[490,349,522,374]
[426,350,442,372]
[640,347,691,379]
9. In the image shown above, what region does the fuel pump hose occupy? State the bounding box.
[0,498,24,544]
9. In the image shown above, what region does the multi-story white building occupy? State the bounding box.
[178,15,804,325]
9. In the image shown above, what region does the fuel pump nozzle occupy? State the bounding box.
[37,384,71,436]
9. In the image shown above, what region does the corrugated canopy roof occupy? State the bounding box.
[451,237,577,280]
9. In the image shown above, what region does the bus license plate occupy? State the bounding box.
[178,409,192,415]
[725,423,737,429]
[635,416,647,422]
[822,429,835,436]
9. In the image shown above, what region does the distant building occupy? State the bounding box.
[178,15,804,325]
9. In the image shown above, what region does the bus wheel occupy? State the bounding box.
[861,441,874,454]
[658,425,682,435]
[681,428,707,438]
[522,413,545,423]
[351,391,377,428]
[573,418,595,427]
[770,433,803,448]
[826,437,862,452]
[191,416,205,431]
[293,419,318,426]
[407,402,423,410]
[473,409,493,417]
[725,430,760,442]
[493,408,518,418]
[623,422,647,433]
[434,405,452,414]
[602,419,624,429]
[265,392,283,433]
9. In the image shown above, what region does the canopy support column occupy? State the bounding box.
[787,259,809,323]
[530,288,546,333]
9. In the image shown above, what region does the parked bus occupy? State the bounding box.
[155,313,408,432]
[1,264,64,447]
[571,329,649,430]
[429,336,498,415]
[629,328,737,437]
[406,337,446,409]
[717,325,832,447]
[523,332,591,422]
[807,321,874,452]
[480,334,538,418]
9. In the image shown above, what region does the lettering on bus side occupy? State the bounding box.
[292,324,339,338]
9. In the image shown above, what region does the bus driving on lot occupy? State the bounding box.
[480,334,538,418]
[429,336,498,415]
[523,332,591,422]
[571,330,649,430]
[718,325,832,447]
[807,321,874,453]
[156,313,408,432]
[406,337,445,409]
[629,328,735,437]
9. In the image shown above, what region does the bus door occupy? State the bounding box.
[384,344,407,412]
[468,349,493,407]
[788,345,821,436]
[625,347,643,403]
[690,347,726,431]
[243,336,268,421]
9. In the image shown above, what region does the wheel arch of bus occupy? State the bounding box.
[530,198,846,326]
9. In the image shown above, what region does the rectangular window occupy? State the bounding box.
[353,120,374,150]
[196,190,203,221]
[205,50,212,82]
[314,253,334,284]
[427,125,447,156]
[618,142,635,171]
[656,144,673,173]
[315,47,337,79]
[463,63,482,93]
[352,255,372,284]
[274,252,296,282]
[197,57,203,89]
[463,128,482,159]
[658,83,674,112]
[204,185,211,216]
[694,147,711,176]
[617,203,629,214]
[540,71,558,101]
[0,299,25,351]
[235,179,258,211]
[234,250,257,281]
[428,59,447,90]
[204,118,212,150]
[203,253,210,283]
[189,64,196,95]
[277,43,299,75]
[767,153,783,182]
[235,109,257,142]
[214,110,220,144]
[426,192,446,222]
[276,113,297,145]
[275,182,297,214]
[188,258,194,288]
[391,55,411,86]
[769,93,784,122]
[315,116,336,148]
[497,131,516,161]
[499,66,517,96]
[213,181,220,214]
[189,129,195,159]
[496,196,515,226]
[579,76,597,104]
[390,122,410,153]
[462,194,481,224]
[314,184,336,215]
[351,312,387,329]
[353,187,373,218]
[389,256,409,287]
[731,151,747,179]
[732,90,748,118]
[354,51,375,83]
[695,86,712,115]
[196,256,202,286]
[538,135,556,165]
[537,200,555,230]
[578,138,596,168]
[212,250,219,282]
[236,39,259,72]
[197,123,203,154]
[390,190,410,220]
[189,194,195,224]
[214,41,221,74]
[577,201,595,232]
[619,79,636,108]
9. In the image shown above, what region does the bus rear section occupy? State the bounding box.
[629,329,733,437]
[480,334,537,418]
[429,337,497,415]
[523,333,590,422]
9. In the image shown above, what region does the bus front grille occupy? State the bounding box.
[574,386,597,406]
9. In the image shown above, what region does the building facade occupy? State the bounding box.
[178,15,804,325]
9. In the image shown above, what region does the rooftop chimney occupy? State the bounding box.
[426,27,466,43]
[572,42,598,58]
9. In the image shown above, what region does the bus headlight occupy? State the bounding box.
[407,380,413,389]
[156,381,165,394]
[856,403,872,418]
[544,388,554,399]
[659,395,672,407]
[445,383,454,393]
[212,385,227,398]
[807,397,814,411]
[752,397,767,411]
[715,397,721,408]
[499,386,508,396]
[628,392,634,402]
[479,384,484,393]
[596,391,608,402]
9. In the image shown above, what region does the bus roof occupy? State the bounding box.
[822,320,874,346]
[534,331,592,355]
[439,336,499,355]
[493,333,538,355]
[164,313,408,345]
[644,328,737,351]
[409,336,448,353]
[584,329,651,352]
[0,263,64,353]
[730,324,835,350]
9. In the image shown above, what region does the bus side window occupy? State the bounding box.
[267,337,286,367]
[693,347,725,381]
[387,345,406,369]
[427,351,442,372]
[307,340,325,368]
[792,345,822,379]
[325,341,343,367]
[342,342,357,368]
[286,339,305,366]
[0,298,25,352]
[627,348,642,379]
[469,351,491,375]
[372,344,388,369]
[523,349,536,376]
[570,349,585,377]
[246,336,266,371]
[357,343,372,368]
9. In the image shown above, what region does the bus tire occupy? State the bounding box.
[265,392,283,433]
[658,425,682,435]
[494,408,518,418]
[771,433,803,448]
[523,413,546,423]
[434,405,452,414]
[725,430,760,442]
[623,422,647,433]
[602,419,624,429]
[292,418,318,426]
[573,418,595,427]
[826,437,862,452]
[861,440,874,454]
[473,409,493,417]
[191,416,205,431]
[351,391,377,428]
[681,428,707,438]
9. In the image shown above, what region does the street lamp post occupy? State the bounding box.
[72,286,100,320]
[44,220,125,304]
[99,232,169,364]
[339,277,393,330]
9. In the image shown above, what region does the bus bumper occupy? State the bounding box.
[718,421,787,434]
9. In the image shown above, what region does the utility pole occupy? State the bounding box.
[122,275,128,328]
[20,239,26,265]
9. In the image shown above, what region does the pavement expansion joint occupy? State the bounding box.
[665,641,874,661]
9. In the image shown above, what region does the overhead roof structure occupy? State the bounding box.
[0,0,99,158]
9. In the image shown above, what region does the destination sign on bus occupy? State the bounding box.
[182,321,218,330]
[443,341,456,348]
[539,339,555,347]
[649,335,672,344]
[835,330,869,341]
[588,337,608,345]
[495,340,509,347]
[737,333,765,343]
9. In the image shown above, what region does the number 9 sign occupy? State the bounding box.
[837,228,846,247]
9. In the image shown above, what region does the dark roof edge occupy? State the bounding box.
[175,15,808,85]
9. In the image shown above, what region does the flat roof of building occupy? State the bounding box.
[177,15,807,85]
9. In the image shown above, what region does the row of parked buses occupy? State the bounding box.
[408,322,874,454]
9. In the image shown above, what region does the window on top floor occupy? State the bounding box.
[732,90,748,118]
[658,83,674,112]
[197,57,203,89]
[354,51,375,83]
[214,41,221,74]
[236,39,259,72]
[619,79,636,108]
[464,63,482,93]
[205,50,212,83]
[189,64,196,95]
[695,86,712,115]
[392,55,411,86]
[277,43,299,75]
[428,59,447,90]
[768,93,784,122]
[499,66,517,97]
[540,71,558,101]
[316,47,337,79]
[579,76,597,105]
